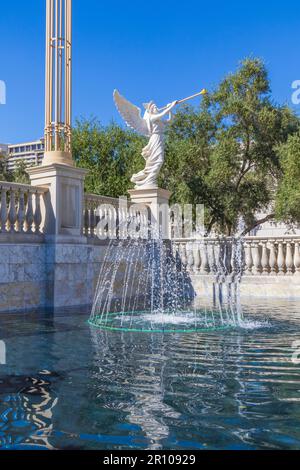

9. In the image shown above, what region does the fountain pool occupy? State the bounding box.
[0,300,300,450]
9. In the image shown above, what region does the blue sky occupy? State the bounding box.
[0,0,299,143]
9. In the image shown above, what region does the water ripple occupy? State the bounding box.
[0,302,300,449]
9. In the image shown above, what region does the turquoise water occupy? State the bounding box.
[0,300,300,450]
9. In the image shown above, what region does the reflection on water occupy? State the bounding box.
[0,372,58,449]
[91,329,182,450]
[0,300,300,450]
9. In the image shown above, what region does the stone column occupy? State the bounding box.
[128,187,172,238]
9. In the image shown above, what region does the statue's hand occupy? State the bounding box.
[167,101,177,108]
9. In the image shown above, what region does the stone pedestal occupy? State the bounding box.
[27,163,88,242]
[128,187,171,238]
[43,150,74,167]
[27,162,89,309]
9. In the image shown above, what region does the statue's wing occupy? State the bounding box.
[113,90,150,137]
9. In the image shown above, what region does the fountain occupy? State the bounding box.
[89,224,245,332]
[89,90,245,332]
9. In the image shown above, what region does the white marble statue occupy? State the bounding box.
[114,90,177,189]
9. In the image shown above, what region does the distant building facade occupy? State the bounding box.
[4,139,45,171]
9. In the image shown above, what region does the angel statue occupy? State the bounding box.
[114,89,207,189]
[114,90,178,189]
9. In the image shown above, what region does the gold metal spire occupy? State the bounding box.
[44,0,72,165]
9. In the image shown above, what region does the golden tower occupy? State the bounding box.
[44,0,73,165]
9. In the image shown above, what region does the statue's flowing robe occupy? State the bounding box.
[131,113,166,188]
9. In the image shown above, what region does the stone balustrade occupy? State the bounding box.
[0,181,48,236]
[243,237,300,276]
[83,193,149,240]
[84,194,119,239]
[173,236,300,276]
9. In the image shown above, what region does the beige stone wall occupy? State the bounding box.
[0,244,47,312]
[0,243,108,313]
[0,241,146,313]
[190,274,300,302]
[1,242,300,314]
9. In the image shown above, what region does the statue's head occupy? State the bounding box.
[143,101,158,114]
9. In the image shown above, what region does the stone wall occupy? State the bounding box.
[1,240,300,314]
[190,274,300,302]
[0,244,47,312]
[0,241,146,313]
[0,242,107,313]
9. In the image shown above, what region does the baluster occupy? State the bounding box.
[111,207,117,239]
[252,242,262,274]
[114,204,120,240]
[286,242,294,275]
[207,242,215,275]
[105,207,110,238]
[107,206,111,238]
[117,206,123,239]
[269,241,277,274]
[224,241,232,275]
[17,190,25,233]
[180,244,188,268]
[193,244,201,273]
[97,206,104,239]
[136,210,141,239]
[84,202,90,237]
[121,207,128,240]
[200,242,210,274]
[90,202,96,238]
[25,192,34,233]
[277,242,285,275]
[213,242,221,275]
[0,188,8,233]
[187,244,194,272]
[173,242,179,260]
[143,212,149,240]
[294,242,300,275]
[140,210,145,239]
[261,242,270,275]
[244,242,253,275]
[34,192,42,234]
[8,188,17,233]
[230,243,236,274]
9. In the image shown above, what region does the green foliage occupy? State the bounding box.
[72,118,146,197]
[161,58,299,234]
[67,58,300,235]
[0,155,31,184]
[0,153,13,181]
[12,160,30,185]
[276,131,300,222]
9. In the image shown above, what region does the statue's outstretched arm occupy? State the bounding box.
[151,101,177,122]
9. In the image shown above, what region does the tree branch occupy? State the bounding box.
[241,213,275,236]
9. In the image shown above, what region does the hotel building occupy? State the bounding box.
[0,139,45,171]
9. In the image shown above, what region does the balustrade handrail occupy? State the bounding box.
[173,235,300,243]
[84,193,122,207]
[0,181,48,194]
